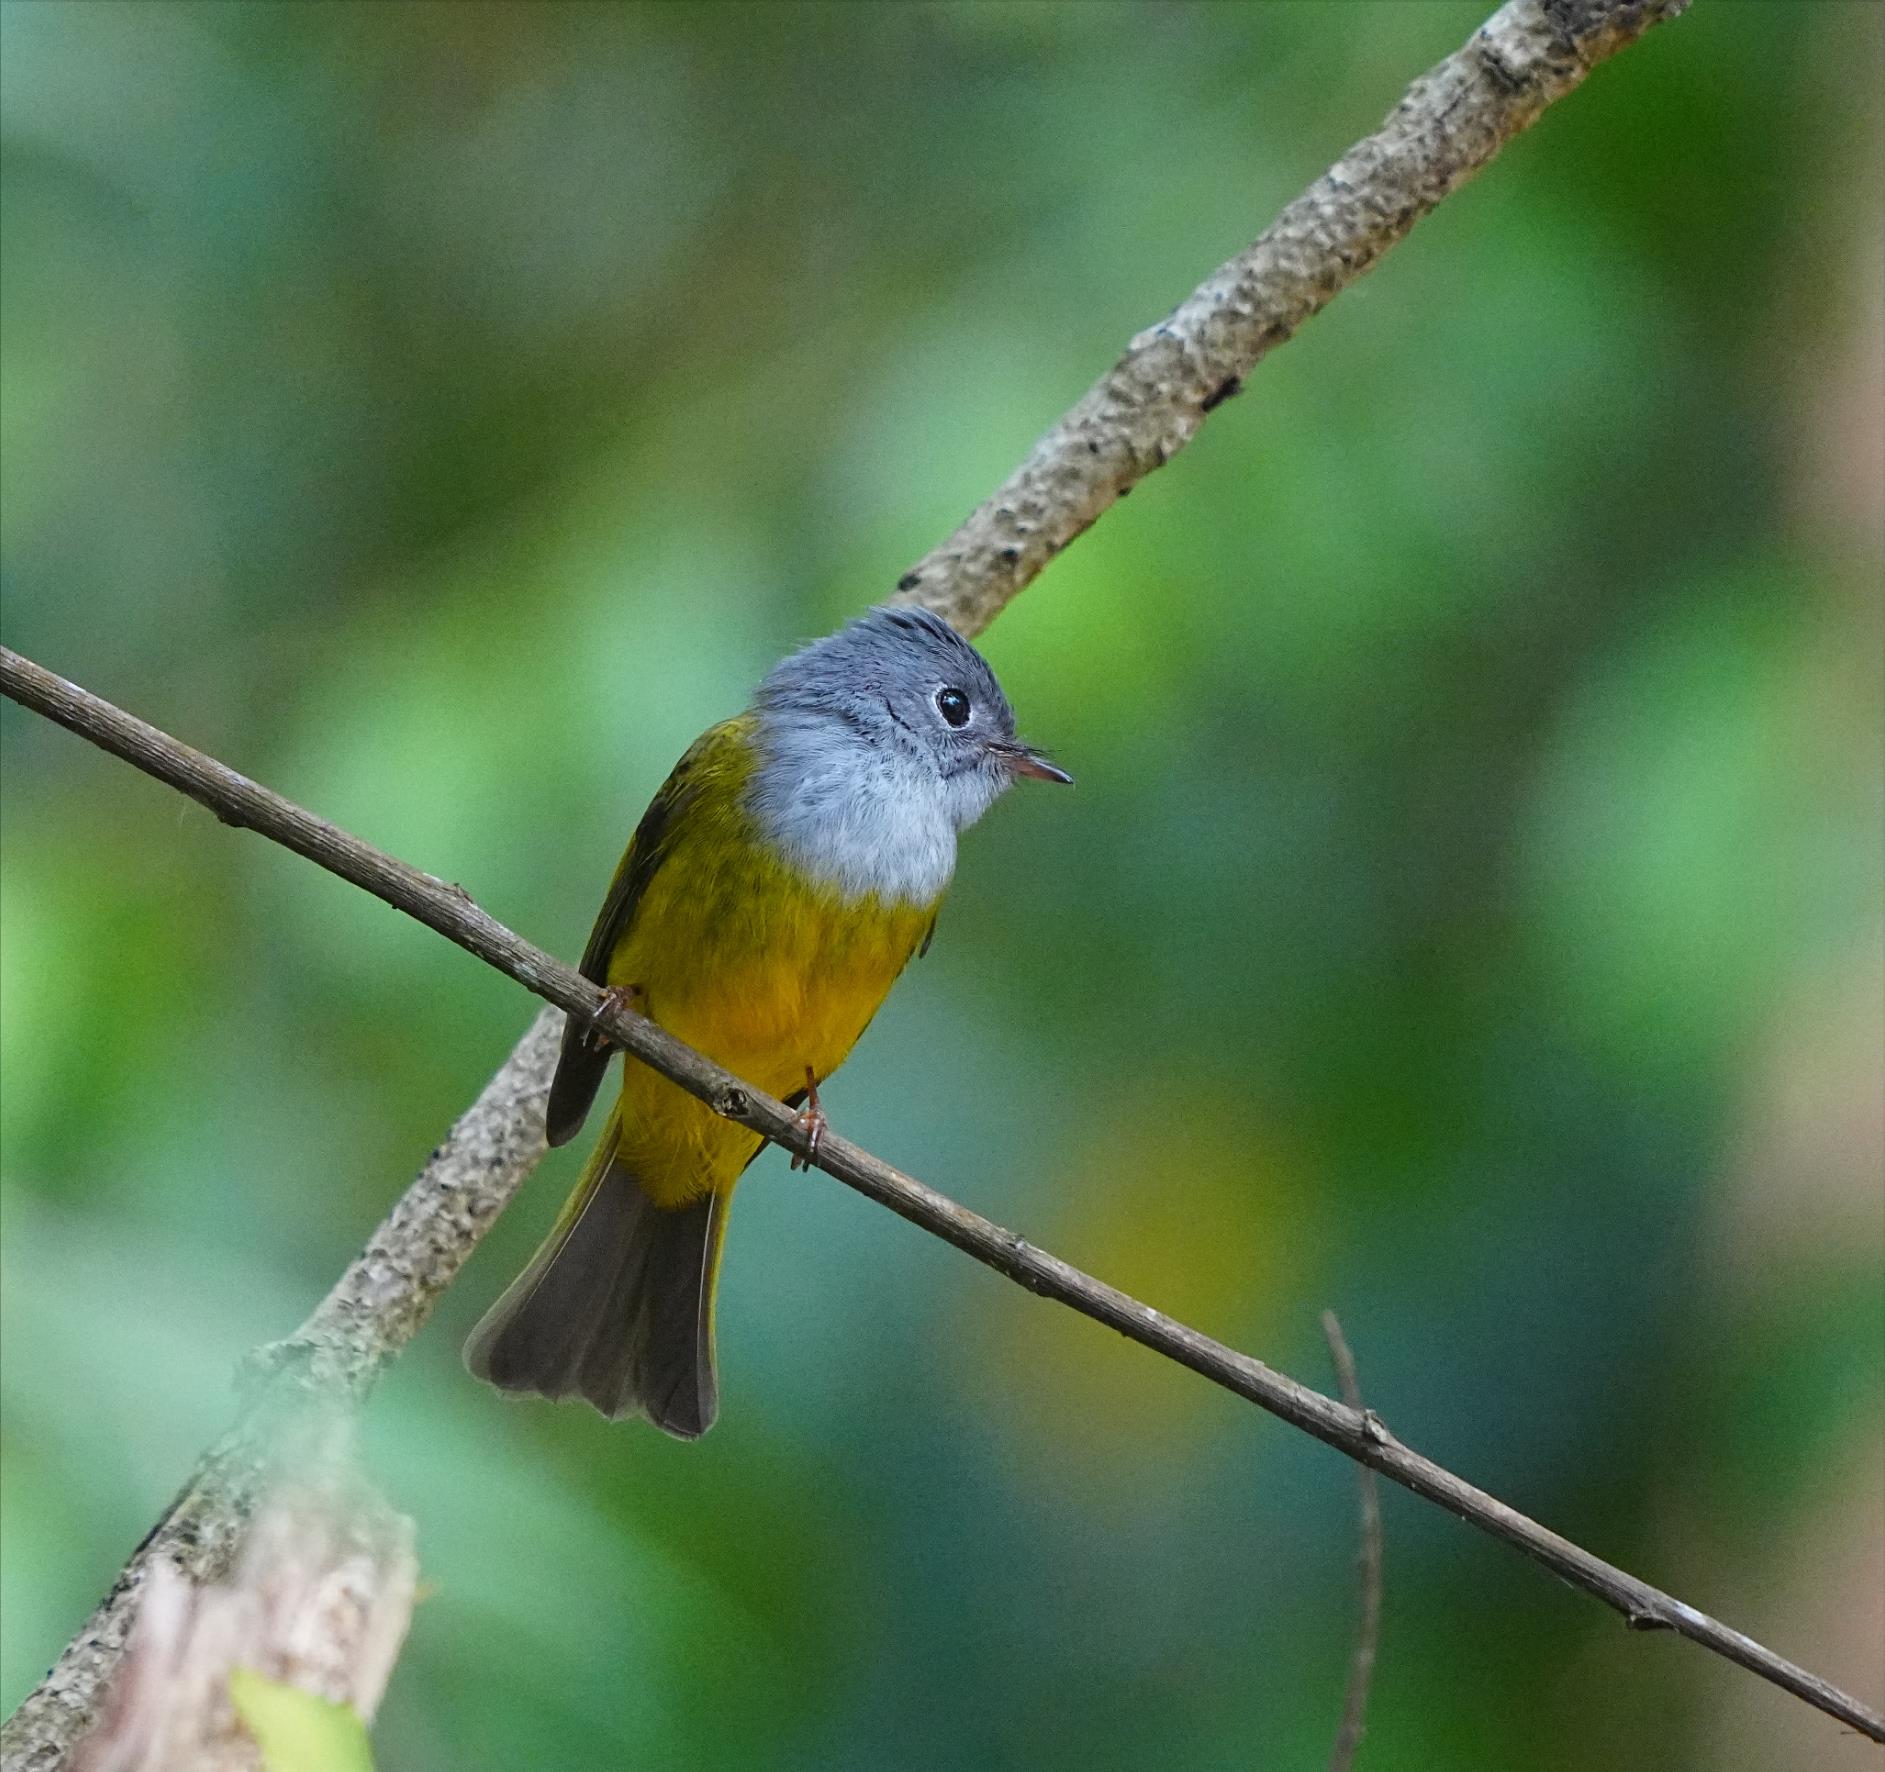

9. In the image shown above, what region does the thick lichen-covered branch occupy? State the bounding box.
[68,1412,417,1772]
[893,0,1691,638]
[0,1012,560,1772]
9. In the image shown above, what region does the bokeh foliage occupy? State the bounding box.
[3,4,1880,1767]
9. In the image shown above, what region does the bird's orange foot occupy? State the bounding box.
[583,983,642,1051]
[789,1066,827,1172]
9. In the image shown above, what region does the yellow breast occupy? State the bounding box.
[606,792,936,1209]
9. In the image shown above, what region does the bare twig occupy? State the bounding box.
[4,645,1880,1746]
[1322,1312,1383,1772]
[893,0,1693,638]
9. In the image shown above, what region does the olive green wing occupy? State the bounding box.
[545,719,746,1147]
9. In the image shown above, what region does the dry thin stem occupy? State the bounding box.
[1322,1312,1384,1772]
[3,644,1880,1746]
[892,0,1693,638]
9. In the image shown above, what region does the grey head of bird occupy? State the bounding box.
[748,604,1070,905]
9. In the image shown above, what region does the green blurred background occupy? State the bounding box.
[3,2,1880,1766]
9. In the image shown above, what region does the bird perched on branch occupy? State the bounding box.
[466,604,1069,1437]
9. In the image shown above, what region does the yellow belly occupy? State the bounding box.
[606,828,934,1208]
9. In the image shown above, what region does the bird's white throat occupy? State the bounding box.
[748,721,974,906]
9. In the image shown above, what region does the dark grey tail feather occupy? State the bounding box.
[465,1146,724,1439]
[544,1011,611,1148]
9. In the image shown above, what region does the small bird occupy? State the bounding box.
[465,604,1069,1437]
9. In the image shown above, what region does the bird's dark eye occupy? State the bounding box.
[935,687,971,728]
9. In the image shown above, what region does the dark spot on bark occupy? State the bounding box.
[998,545,1020,565]
[1201,375,1244,412]
[896,571,922,592]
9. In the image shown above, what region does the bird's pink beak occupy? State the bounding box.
[994,741,1073,785]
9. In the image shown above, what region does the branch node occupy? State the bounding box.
[1008,1238,1050,1293]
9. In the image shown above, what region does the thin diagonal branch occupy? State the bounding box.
[1322,1311,1383,1772]
[4,645,1880,1745]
